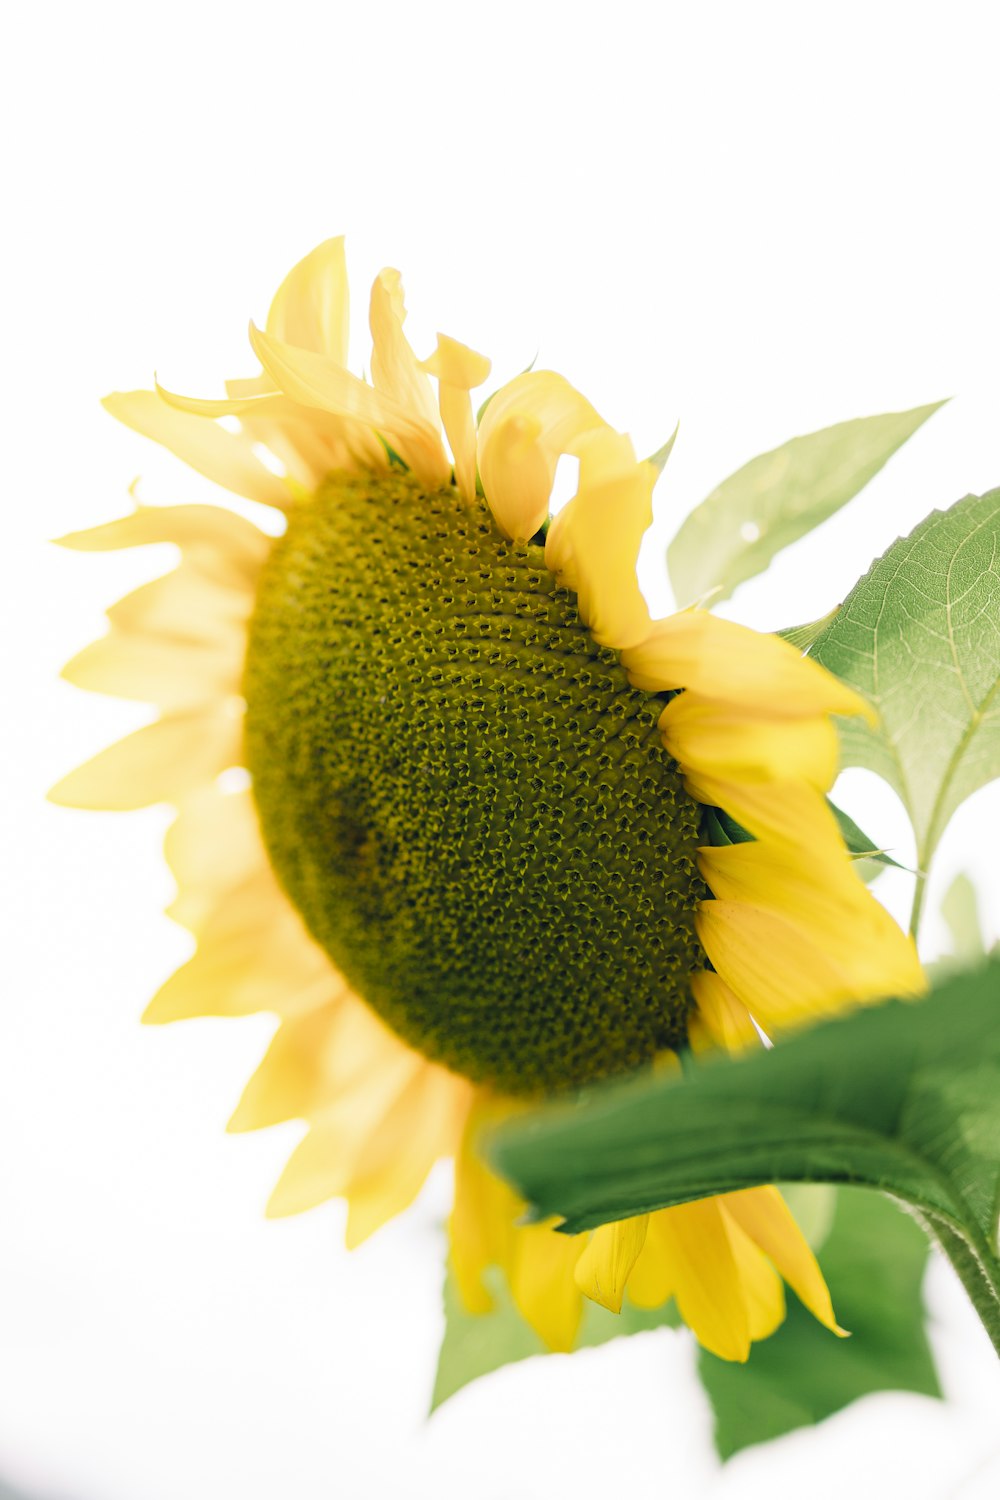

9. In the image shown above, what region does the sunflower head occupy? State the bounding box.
[52,236,926,1363]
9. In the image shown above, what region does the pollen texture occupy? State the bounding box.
[244,472,706,1095]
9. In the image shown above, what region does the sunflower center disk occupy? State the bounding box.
[244,472,705,1095]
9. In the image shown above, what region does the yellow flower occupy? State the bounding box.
[52,238,925,1364]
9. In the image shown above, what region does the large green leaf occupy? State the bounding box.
[700,1187,940,1458]
[666,401,944,606]
[491,961,1000,1351]
[811,490,1000,888]
[431,1263,679,1411]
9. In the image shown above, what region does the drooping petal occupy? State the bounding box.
[722,1212,787,1342]
[574,1215,649,1314]
[449,1100,523,1314]
[722,1187,847,1336]
[509,1221,585,1353]
[643,1201,752,1362]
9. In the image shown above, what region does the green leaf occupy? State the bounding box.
[811,489,1000,884]
[431,1263,679,1412]
[666,401,945,606]
[491,960,1000,1352]
[828,798,905,871]
[700,1187,940,1458]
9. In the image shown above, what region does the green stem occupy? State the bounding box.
[925,1217,1000,1358]
[909,866,927,941]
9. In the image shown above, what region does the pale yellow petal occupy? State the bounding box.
[49,708,243,811]
[621,610,875,721]
[574,1215,649,1314]
[722,1186,846,1336]
[102,391,292,509]
[61,627,242,711]
[164,785,266,932]
[422,333,492,503]
[56,503,271,595]
[248,322,449,488]
[266,237,350,363]
[477,370,607,540]
[227,995,352,1131]
[545,429,655,650]
[146,878,332,1022]
[689,970,761,1053]
[369,269,441,430]
[509,1221,585,1353]
[344,1068,471,1248]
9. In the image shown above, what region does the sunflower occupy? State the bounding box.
[52,238,925,1364]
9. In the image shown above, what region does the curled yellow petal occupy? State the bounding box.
[574,1215,649,1314]
[422,333,492,502]
[266,236,350,363]
[477,370,606,540]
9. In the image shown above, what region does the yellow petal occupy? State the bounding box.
[56,503,271,595]
[449,1100,523,1314]
[722,1186,847,1336]
[49,707,243,811]
[625,1213,678,1309]
[689,970,761,1053]
[696,899,862,1030]
[621,610,875,721]
[102,391,292,510]
[422,333,492,503]
[369,269,441,431]
[574,1215,649,1314]
[477,370,606,540]
[248,322,449,488]
[61,627,242,710]
[545,429,655,651]
[226,996,350,1131]
[699,840,926,1000]
[344,1068,470,1248]
[146,879,332,1022]
[509,1221,585,1353]
[647,1200,751,1362]
[266,237,350,364]
[265,1044,423,1218]
[722,1212,787,1342]
[164,784,266,931]
[659,692,839,791]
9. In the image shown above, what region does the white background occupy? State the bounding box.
[3,3,1000,1497]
